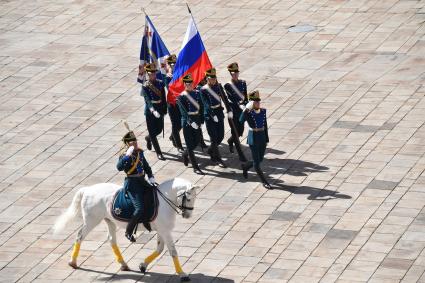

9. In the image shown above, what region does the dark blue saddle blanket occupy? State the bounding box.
[111,188,159,223]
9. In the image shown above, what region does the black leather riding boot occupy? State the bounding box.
[169,134,176,147]
[151,136,165,160]
[214,144,227,168]
[255,165,271,189]
[199,132,208,150]
[145,136,152,151]
[241,161,253,179]
[188,150,204,175]
[227,137,234,153]
[125,216,139,242]
[174,132,184,153]
[182,149,189,166]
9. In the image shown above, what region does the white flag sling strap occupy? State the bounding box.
[203,85,222,103]
[228,81,245,100]
[181,91,200,110]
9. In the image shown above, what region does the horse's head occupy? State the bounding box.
[176,183,200,219]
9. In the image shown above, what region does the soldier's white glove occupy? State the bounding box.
[125,146,134,156]
[239,104,246,111]
[148,177,156,185]
[227,111,233,119]
[153,110,160,118]
[213,115,219,123]
[191,122,199,129]
[245,101,254,111]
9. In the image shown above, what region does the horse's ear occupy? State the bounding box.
[191,184,203,191]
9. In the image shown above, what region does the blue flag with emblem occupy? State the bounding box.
[137,14,170,83]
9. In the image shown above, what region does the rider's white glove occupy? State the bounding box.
[191,122,199,129]
[213,115,219,123]
[148,177,156,185]
[153,110,160,118]
[245,101,254,111]
[239,104,246,111]
[227,111,233,119]
[125,146,134,156]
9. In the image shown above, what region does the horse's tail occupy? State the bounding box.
[53,188,84,234]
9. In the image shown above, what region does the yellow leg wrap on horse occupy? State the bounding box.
[144,251,160,265]
[111,244,124,263]
[173,256,183,274]
[71,242,81,261]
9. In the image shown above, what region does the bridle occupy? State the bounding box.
[155,186,194,215]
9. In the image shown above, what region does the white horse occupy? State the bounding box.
[54,178,198,282]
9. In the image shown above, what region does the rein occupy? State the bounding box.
[154,185,193,215]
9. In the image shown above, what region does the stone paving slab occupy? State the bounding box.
[0,0,425,282]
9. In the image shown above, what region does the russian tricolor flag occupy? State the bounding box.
[167,12,212,104]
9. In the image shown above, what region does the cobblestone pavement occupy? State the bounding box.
[1,0,425,282]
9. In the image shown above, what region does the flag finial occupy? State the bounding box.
[141,7,147,15]
[186,3,192,14]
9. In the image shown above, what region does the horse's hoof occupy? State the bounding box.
[181,276,190,282]
[68,261,78,269]
[120,265,130,271]
[139,263,147,274]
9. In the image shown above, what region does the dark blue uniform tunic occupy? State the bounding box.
[200,83,225,144]
[117,149,153,217]
[224,80,248,137]
[177,90,203,151]
[240,108,269,167]
[141,79,167,137]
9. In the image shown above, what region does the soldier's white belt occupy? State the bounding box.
[188,111,199,115]
[151,100,161,104]
[249,127,264,132]
[211,104,221,109]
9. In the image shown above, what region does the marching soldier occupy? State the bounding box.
[141,63,167,160]
[164,54,184,153]
[200,68,227,168]
[240,91,271,189]
[117,125,156,242]
[224,62,248,154]
[176,74,204,175]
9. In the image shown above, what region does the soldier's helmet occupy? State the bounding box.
[144,63,157,73]
[166,54,177,65]
[182,73,193,83]
[248,90,261,101]
[205,68,217,78]
[227,62,239,73]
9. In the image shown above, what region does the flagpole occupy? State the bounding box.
[186,3,200,31]
[141,7,147,15]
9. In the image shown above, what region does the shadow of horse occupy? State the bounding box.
[82,266,234,282]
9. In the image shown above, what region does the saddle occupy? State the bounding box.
[111,187,159,230]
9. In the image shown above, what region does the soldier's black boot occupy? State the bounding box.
[151,136,165,160]
[199,132,208,150]
[227,137,234,153]
[182,149,189,166]
[145,136,152,151]
[169,134,176,148]
[174,132,184,153]
[188,150,204,175]
[214,144,227,168]
[241,161,253,179]
[207,145,216,162]
[255,166,271,189]
[125,216,139,243]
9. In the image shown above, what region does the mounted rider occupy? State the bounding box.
[117,123,156,242]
